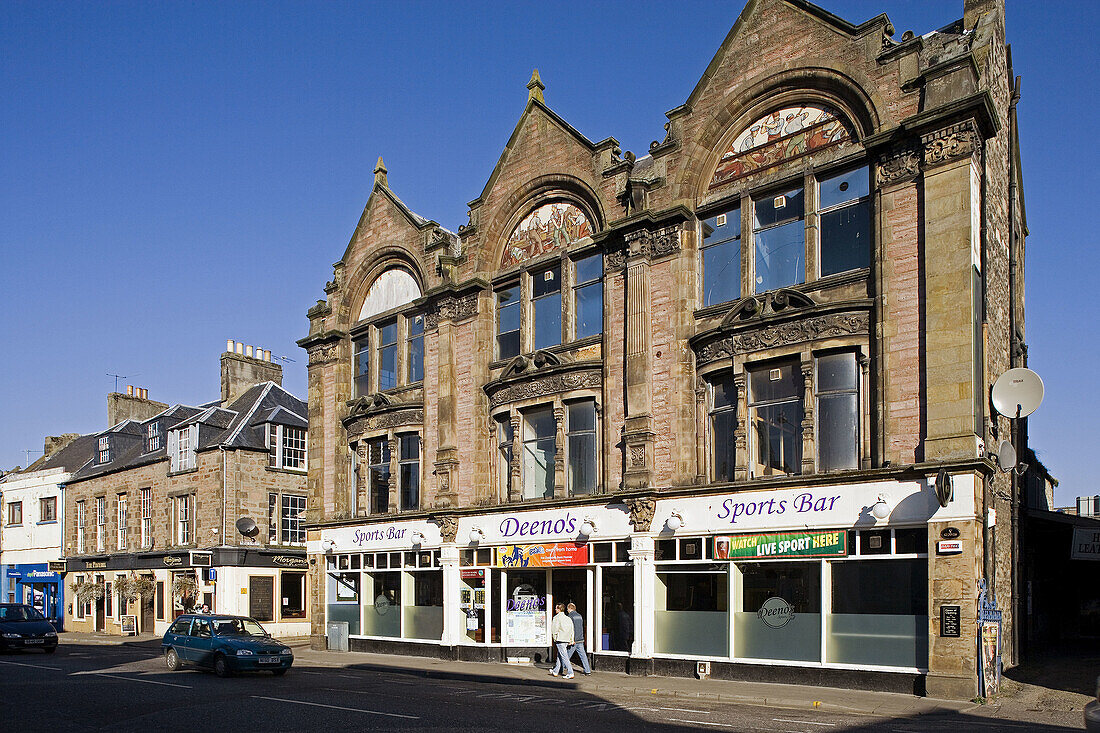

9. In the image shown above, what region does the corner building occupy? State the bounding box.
[301,0,1029,699]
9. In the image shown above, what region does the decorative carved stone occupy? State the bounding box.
[430,515,458,543]
[629,445,645,467]
[487,369,602,409]
[922,122,979,167]
[720,289,816,326]
[425,293,479,330]
[875,145,921,187]
[696,312,870,365]
[346,392,394,417]
[344,407,425,439]
[307,343,338,366]
[605,247,627,271]
[499,350,565,379]
[623,225,683,262]
[625,497,656,532]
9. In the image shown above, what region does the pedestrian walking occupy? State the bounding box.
[566,602,592,675]
[549,603,575,679]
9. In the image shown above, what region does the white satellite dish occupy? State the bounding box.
[991,368,1044,419]
[994,440,1017,473]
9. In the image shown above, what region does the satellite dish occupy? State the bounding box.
[995,440,1017,473]
[235,517,259,538]
[991,368,1044,419]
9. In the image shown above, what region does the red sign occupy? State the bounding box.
[460,568,486,580]
[496,543,588,568]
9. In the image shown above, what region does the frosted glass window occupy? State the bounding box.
[735,562,820,662]
[655,570,729,657]
[827,559,927,668]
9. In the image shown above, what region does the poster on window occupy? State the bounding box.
[980,621,1001,697]
[496,543,588,567]
[714,530,847,560]
[505,591,547,646]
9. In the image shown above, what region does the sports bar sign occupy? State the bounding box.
[715,530,847,559]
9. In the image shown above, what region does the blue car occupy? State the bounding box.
[161,614,293,677]
[0,604,58,653]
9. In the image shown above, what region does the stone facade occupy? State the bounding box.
[301,0,1028,699]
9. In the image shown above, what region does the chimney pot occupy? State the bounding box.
[246,345,253,358]
[263,350,271,362]
[227,339,235,353]
[236,342,244,355]
[127,385,134,396]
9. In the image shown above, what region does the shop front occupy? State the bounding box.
[67,548,309,636]
[3,563,66,630]
[317,476,976,688]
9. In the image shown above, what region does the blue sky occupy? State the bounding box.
[2,1,1096,507]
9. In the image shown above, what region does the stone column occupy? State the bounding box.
[800,360,816,475]
[622,230,654,488]
[734,372,748,481]
[694,380,707,484]
[630,533,656,659]
[387,434,399,514]
[509,412,522,502]
[440,541,461,648]
[926,512,982,699]
[553,404,567,498]
[433,315,460,507]
[355,440,368,516]
[921,120,984,460]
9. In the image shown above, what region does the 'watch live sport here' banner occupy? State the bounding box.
[715,530,847,559]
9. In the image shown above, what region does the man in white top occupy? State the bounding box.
[549,603,574,679]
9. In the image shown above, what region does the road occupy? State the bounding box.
[0,643,1082,732]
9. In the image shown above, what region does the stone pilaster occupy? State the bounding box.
[800,360,816,475]
[629,533,655,659]
[508,412,522,502]
[387,434,398,513]
[694,380,707,484]
[553,404,567,498]
[434,315,459,507]
[622,230,654,489]
[733,372,748,482]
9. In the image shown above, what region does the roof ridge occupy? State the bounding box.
[224,382,274,446]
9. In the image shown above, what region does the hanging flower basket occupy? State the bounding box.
[131,575,156,599]
[73,581,105,605]
[172,574,199,612]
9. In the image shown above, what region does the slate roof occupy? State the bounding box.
[66,382,307,484]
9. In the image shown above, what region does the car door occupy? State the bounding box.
[167,617,195,662]
[189,619,215,667]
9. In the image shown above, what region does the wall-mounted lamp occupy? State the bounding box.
[578,519,597,538]
[410,530,425,546]
[468,527,485,544]
[871,496,891,520]
[321,538,337,554]
[666,511,684,531]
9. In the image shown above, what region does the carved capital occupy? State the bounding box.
[875,145,921,187]
[622,225,682,262]
[487,368,602,409]
[430,514,458,543]
[625,497,656,533]
[307,342,339,366]
[425,293,478,330]
[922,121,979,167]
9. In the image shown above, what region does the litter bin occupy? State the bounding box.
[327,621,349,652]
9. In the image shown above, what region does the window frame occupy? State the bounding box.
[352,310,426,397]
[39,496,57,523]
[76,501,86,553]
[571,253,604,340]
[397,433,421,512]
[708,373,738,483]
[268,423,307,472]
[140,488,152,549]
[95,496,106,552]
[145,421,161,453]
[8,501,22,526]
[117,493,128,550]
[747,358,804,478]
[565,399,597,496]
[701,205,742,307]
[815,350,861,473]
[97,436,110,464]
[366,436,391,515]
[175,495,193,546]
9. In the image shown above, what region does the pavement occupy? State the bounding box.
[57,629,1076,724]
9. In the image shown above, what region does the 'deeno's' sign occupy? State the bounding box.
[716,530,847,559]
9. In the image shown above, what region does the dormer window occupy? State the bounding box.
[97,436,110,463]
[145,422,161,453]
[168,425,197,472]
[268,424,307,471]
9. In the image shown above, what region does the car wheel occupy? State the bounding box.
[213,654,232,678]
[165,648,181,671]
[272,668,287,676]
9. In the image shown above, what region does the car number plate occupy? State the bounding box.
[259,655,280,664]
[24,639,44,644]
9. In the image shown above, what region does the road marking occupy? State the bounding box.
[0,659,62,671]
[667,720,796,732]
[773,720,836,727]
[93,673,191,689]
[252,695,419,719]
[661,706,710,713]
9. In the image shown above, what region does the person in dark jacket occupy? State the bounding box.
[565,602,592,675]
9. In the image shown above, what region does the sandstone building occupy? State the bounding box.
[299,0,1029,698]
[63,343,310,636]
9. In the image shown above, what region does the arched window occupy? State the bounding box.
[353,268,425,397]
[501,201,593,268]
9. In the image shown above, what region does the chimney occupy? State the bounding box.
[221,339,282,407]
[107,386,168,427]
[44,433,81,458]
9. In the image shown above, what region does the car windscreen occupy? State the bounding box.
[0,606,45,621]
[212,618,268,637]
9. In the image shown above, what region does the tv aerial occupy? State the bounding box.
[991,368,1044,419]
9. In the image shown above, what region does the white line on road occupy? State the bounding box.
[93,673,191,688]
[252,695,419,719]
[661,706,710,713]
[0,659,61,671]
[667,719,798,732]
[773,719,836,727]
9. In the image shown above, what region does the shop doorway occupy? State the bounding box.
[551,568,590,646]
[95,597,105,632]
[141,593,154,633]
